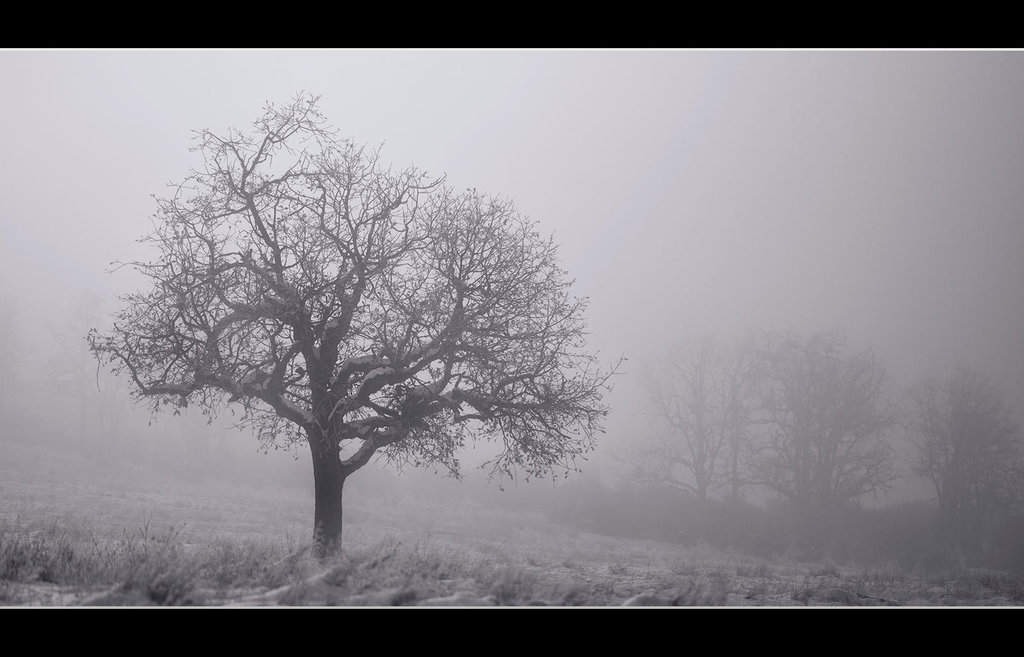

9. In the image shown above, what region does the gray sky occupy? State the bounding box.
[2,49,1023,469]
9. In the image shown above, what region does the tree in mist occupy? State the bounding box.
[88,94,617,558]
[910,364,1024,557]
[45,291,130,447]
[632,336,757,503]
[0,298,29,415]
[749,330,898,511]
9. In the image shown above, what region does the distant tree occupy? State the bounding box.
[749,330,898,510]
[632,335,757,503]
[0,298,29,415]
[88,94,618,558]
[910,364,1024,557]
[45,291,130,447]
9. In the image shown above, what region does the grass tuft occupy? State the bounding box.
[736,561,771,578]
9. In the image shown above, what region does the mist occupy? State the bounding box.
[2,49,1024,605]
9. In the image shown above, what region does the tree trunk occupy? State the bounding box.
[310,439,347,560]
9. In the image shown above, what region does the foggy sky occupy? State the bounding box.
[2,49,1023,473]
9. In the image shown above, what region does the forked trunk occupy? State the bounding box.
[310,440,347,560]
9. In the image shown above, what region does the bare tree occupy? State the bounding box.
[633,335,757,503]
[45,291,130,448]
[88,94,618,558]
[46,291,101,442]
[911,364,1024,556]
[749,330,898,510]
[0,298,29,416]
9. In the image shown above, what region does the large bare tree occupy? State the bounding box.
[88,94,617,558]
[749,330,897,510]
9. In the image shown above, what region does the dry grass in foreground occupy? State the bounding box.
[3,514,1024,607]
[2,438,1024,607]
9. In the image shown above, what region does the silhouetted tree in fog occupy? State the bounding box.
[45,292,130,449]
[46,292,101,441]
[632,335,757,503]
[911,364,1024,558]
[88,94,618,558]
[749,330,898,510]
[0,299,28,416]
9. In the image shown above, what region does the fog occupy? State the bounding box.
[2,50,1024,555]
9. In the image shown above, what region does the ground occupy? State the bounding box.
[1,438,1022,607]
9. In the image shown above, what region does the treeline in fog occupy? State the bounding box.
[528,329,1024,575]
